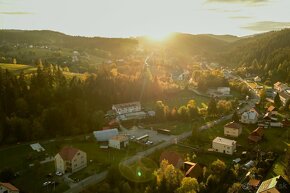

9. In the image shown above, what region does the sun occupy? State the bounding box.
[147,32,171,41]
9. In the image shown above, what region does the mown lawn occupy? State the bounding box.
[0,63,36,74]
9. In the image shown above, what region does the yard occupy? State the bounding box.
[143,89,210,110]
[0,134,147,192]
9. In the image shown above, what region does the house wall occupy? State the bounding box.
[212,142,235,155]
[71,151,87,173]
[224,127,242,137]
[112,104,141,115]
[55,154,66,174]
[240,113,258,124]
[109,139,121,149]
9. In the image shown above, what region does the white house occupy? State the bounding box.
[254,76,261,82]
[279,91,290,106]
[224,122,242,137]
[109,135,129,149]
[217,87,231,95]
[55,147,87,174]
[212,137,236,155]
[112,101,141,115]
[240,109,259,124]
[0,182,19,193]
[274,82,289,92]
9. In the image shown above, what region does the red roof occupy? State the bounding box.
[0,182,19,191]
[58,147,80,161]
[248,127,264,142]
[160,151,183,168]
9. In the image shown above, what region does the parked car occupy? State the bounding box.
[55,171,63,176]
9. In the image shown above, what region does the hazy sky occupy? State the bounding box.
[0,0,290,37]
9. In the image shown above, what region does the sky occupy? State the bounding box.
[0,0,290,38]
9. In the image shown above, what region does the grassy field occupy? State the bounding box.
[0,63,87,80]
[12,162,69,193]
[0,135,147,192]
[0,63,36,74]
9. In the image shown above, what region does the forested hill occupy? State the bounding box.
[0,30,138,68]
[0,30,138,53]
[215,29,290,82]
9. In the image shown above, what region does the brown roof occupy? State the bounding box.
[224,122,242,130]
[248,179,260,187]
[184,162,203,178]
[0,182,19,191]
[248,127,264,142]
[267,106,276,112]
[58,147,80,161]
[251,127,264,137]
[160,151,183,168]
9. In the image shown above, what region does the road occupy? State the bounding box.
[64,62,260,193]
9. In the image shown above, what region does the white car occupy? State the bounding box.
[55,171,63,176]
[42,181,51,186]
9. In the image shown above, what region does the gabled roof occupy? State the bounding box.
[224,122,242,130]
[184,162,203,177]
[0,182,19,191]
[58,147,80,161]
[250,127,264,137]
[248,127,264,142]
[160,151,183,168]
[257,175,290,193]
[112,101,141,109]
[267,106,277,112]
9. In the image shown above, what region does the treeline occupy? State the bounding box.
[216,29,290,83]
[0,65,170,144]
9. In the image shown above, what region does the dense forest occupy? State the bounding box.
[0,64,171,144]
[215,29,290,83]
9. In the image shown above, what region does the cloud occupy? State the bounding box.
[0,11,32,15]
[242,21,290,31]
[230,16,252,19]
[207,0,268,3]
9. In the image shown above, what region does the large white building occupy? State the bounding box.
[112,101,141,115]
[93,128,119,142]
[55,147,87,174]
[224,122,242,137]
[240,109,259,124]
[212,137,236,155]
[0,182,19,193]
[109,135,129,149]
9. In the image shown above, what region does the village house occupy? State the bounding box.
[160,151,184,169]
[112,101,141,115]
[257,175,290,193]
[108,135,129,149]
[55,147,87,174]
[254,76,261,82]
[279,90,290,106]
[240,108,259,124]
[224,122,242,137]
[248,127,264,143]
[217,87,231,95]
[212,137,236,155]
[267,105,277,114]
[0,182,19,193]
[183,162,203,180]
[274,82,289,92]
